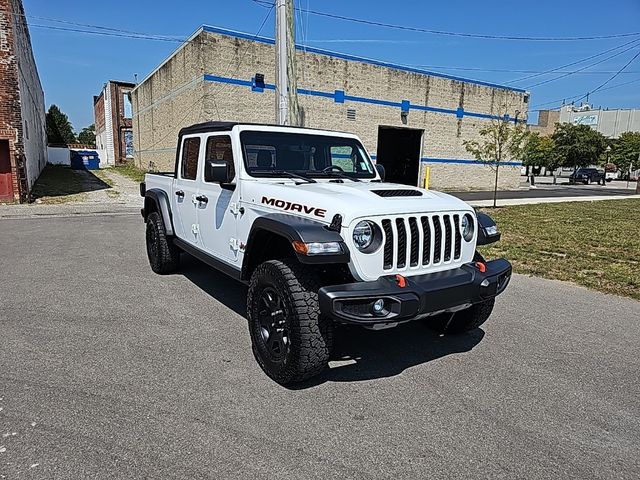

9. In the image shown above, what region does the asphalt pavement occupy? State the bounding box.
[1,214,639,479]
[451,183,636,202]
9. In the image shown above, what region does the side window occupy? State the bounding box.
[330,146,356,172]
[180,137,201,180]
[205,135,235,182]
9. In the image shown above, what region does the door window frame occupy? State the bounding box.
[178,134,203,182]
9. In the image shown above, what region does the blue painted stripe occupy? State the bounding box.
[203,74,253,87]
[370,154,522,166]
[201,25,526,93]
[202,74,521,123]
[297,88,334,99]
[422,157,523,166]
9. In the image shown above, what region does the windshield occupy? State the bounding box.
[240,131,376,179]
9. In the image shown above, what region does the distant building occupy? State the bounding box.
[0,0,47,203]
[528,110,560,137]
[131,25,529,191]
[94,80,135,166]
[532,105,640,139]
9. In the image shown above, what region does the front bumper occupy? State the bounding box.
[318,259,512,325]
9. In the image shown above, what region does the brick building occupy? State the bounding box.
[132,26,529,190]
[94,80,135,166]
[0,0,47,203]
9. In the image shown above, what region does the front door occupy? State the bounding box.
[173,135,202,246]
[0,140,14,202]
[198,134,239,264]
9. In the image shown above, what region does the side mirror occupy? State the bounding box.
[205,160,231,184]
[375,163,386,182]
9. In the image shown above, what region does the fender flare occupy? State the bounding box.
[476,211,501,246]
[241,213,350,279]
[143,189,175,236]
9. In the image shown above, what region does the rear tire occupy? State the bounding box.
[146,211,180,274]
[247,259,333,385]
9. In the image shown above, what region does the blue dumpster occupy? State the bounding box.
[70,150,101,170]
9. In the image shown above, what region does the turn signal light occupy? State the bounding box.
[292,241,342,255]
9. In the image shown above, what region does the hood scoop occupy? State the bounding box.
[371,189,423,198]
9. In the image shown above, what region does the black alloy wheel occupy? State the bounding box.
[257,287,290,361]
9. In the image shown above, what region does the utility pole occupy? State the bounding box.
[275,0,301,126]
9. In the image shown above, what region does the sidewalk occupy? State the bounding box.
[468,194,640,208]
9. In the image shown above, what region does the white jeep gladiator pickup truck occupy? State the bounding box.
[141,121,511,385]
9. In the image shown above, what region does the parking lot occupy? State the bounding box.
[1,213,639,479]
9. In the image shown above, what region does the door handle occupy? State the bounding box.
[195,195,208,204]
[175,190,185,197]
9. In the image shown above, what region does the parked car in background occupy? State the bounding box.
[569,168,606,185]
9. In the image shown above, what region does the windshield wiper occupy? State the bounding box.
[251,169,317,184]
[314,171,361,182]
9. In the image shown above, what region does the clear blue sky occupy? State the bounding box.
[24,0,640,130]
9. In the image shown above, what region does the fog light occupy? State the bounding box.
[372,299,385,314]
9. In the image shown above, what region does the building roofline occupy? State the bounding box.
[131,26,204,93]
[201,25,527,93]
[106,80,136,87]
[132,24,528,94]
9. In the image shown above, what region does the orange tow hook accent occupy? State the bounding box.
[395,274,407,288]
[475,262,487,273]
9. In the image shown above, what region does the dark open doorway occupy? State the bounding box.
[0,140,15,201]
[375,126,423,186]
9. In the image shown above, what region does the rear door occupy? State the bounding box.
[173,135,203,246]
[198,133,240,264]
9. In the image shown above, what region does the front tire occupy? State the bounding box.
[146,211,180,274]
[247,259,333,385]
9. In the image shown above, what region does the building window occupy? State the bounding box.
[180,137,200,180]
[123,92,132,118]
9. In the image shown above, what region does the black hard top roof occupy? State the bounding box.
[178,121,347,137]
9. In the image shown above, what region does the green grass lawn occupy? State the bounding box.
[113,162,147,183]
[479,199,640,301]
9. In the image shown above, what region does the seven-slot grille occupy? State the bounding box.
[381,214,463,271]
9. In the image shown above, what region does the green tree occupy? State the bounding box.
[77,124,96,146]
[46,104,76,145]
[463,114,528,207]
[523,133,561,183]
[611,131,640,175]
[551,123,606,169]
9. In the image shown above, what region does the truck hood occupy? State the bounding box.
[241,180,474,225]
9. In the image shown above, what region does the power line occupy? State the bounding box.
[250,0,640,41]
[581,48,640,98]
[525,43,640,88]
[28,23,185,42]
[530,77,640,110]
[507,37,640,84]
[406,65,640,75]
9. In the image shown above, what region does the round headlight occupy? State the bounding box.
[461,214,475,241]
[353,221,374,251]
